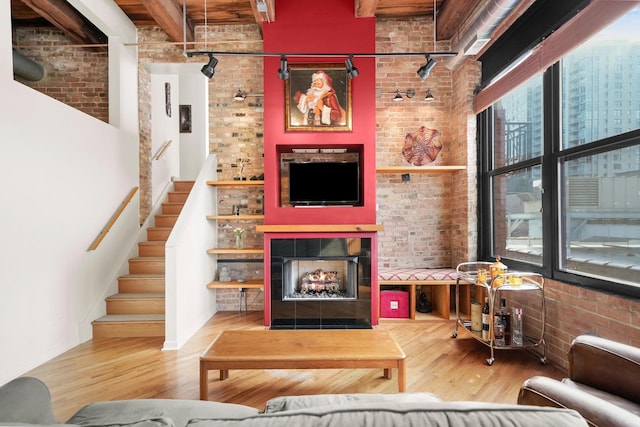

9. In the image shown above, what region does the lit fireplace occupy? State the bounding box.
[269,237,372,329]
[283,257,358,300]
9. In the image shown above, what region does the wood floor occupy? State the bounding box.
[24,311,564,422]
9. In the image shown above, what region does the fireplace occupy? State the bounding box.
[283,257,359,300]
[270,237,372,329]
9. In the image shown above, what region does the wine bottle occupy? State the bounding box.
[496,298,511,345]
[481,297,490,340]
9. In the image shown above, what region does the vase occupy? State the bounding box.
[235,234,244,249]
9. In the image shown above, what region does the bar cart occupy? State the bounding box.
[452,262,546,366]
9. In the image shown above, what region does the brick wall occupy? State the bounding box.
[12,28,109,123]
[375,18,459,268]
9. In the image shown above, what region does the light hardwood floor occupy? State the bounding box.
[24,311,563,422]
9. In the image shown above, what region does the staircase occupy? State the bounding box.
[92,181,194,338]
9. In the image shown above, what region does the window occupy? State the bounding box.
[479,6,640,297]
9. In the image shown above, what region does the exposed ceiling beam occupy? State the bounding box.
[355,0,378,17]
[19,0,106,45]
[142,0,194,43]
[249,0,275,32]
[436,0,478,41]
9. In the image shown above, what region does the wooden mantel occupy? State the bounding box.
[256,224,384,233]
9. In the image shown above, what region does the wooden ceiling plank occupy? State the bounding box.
[19,0,105,45]
[437,0,480,42]
[143,0,194,43]
[355,0,379,17]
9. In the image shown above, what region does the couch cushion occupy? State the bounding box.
[562,379,640,417]
[67,399,259,427]
[263,392,441,413]
[186,401,588,427]
[378,268,457,282]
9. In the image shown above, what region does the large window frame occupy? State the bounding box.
[478,64,640,299]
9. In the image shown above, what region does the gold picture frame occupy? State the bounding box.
[285,64,352,132]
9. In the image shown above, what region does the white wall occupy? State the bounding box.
[164,155,218,350]
[0,0,140,385]
[151,74,181,206]
[146,63,209,181]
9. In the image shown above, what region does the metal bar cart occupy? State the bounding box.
[452,261,546,366]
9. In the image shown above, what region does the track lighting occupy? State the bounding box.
[277,55,290,80]
[345,55,359,79]
[391,89,415,102]
[425,88,434,101]
[417,55,436,80]
[234,89,246,101]
[232,90,264,101]
[201,54,218,79]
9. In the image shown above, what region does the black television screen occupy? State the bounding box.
[289,161,360,206]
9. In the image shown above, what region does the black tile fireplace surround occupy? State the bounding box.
[270,237,372,329]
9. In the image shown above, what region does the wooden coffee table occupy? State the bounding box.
[199,329,407,400]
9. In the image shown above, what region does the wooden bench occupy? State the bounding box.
[378,268,463,320]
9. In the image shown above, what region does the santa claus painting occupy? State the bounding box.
[286,64,351,131]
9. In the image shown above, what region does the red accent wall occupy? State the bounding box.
[262,0,377,225]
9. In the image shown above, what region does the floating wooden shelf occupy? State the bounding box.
[206,279,264,289]
[376,166,466,174]
[207,248,264,255]
[256,224,384,233]
[206,214,265,220]
[206,180,264,186]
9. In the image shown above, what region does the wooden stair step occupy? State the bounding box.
[146,227,172,241]
[106,293,165,315]
[138,241,165,257]
[167,191,189,203]
[92,314,165,338]
[173,181,195,192]
[118,274,165,293]
[154,214,179,228]
[128,257,165,274]
[161,202,184,215]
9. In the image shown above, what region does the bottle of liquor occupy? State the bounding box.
[494,315,505,346]
[496,298,511,345]
[512,307,523,346]
[481,297,490,340]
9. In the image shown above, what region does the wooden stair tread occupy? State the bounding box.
[119,273,164,278]
[106,293,164,300]
[93,314,165,322]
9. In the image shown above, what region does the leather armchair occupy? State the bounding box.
[518,335,640,427]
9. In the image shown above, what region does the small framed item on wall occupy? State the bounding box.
[285,64,352,132]
[165,82,171,117]
[179,105,192,133]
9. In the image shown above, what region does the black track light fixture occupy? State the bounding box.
[234,89,246,101]
[393,89,404,102]
[278,55,290,80]
[345,55,359,79]
[417,55,436,80]
[201,54,218,79]
[425,88,434,101]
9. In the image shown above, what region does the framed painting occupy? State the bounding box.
[179,104,192,133]
[285,63,352,132]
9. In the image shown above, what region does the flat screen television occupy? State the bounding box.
[289,161,360,206]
